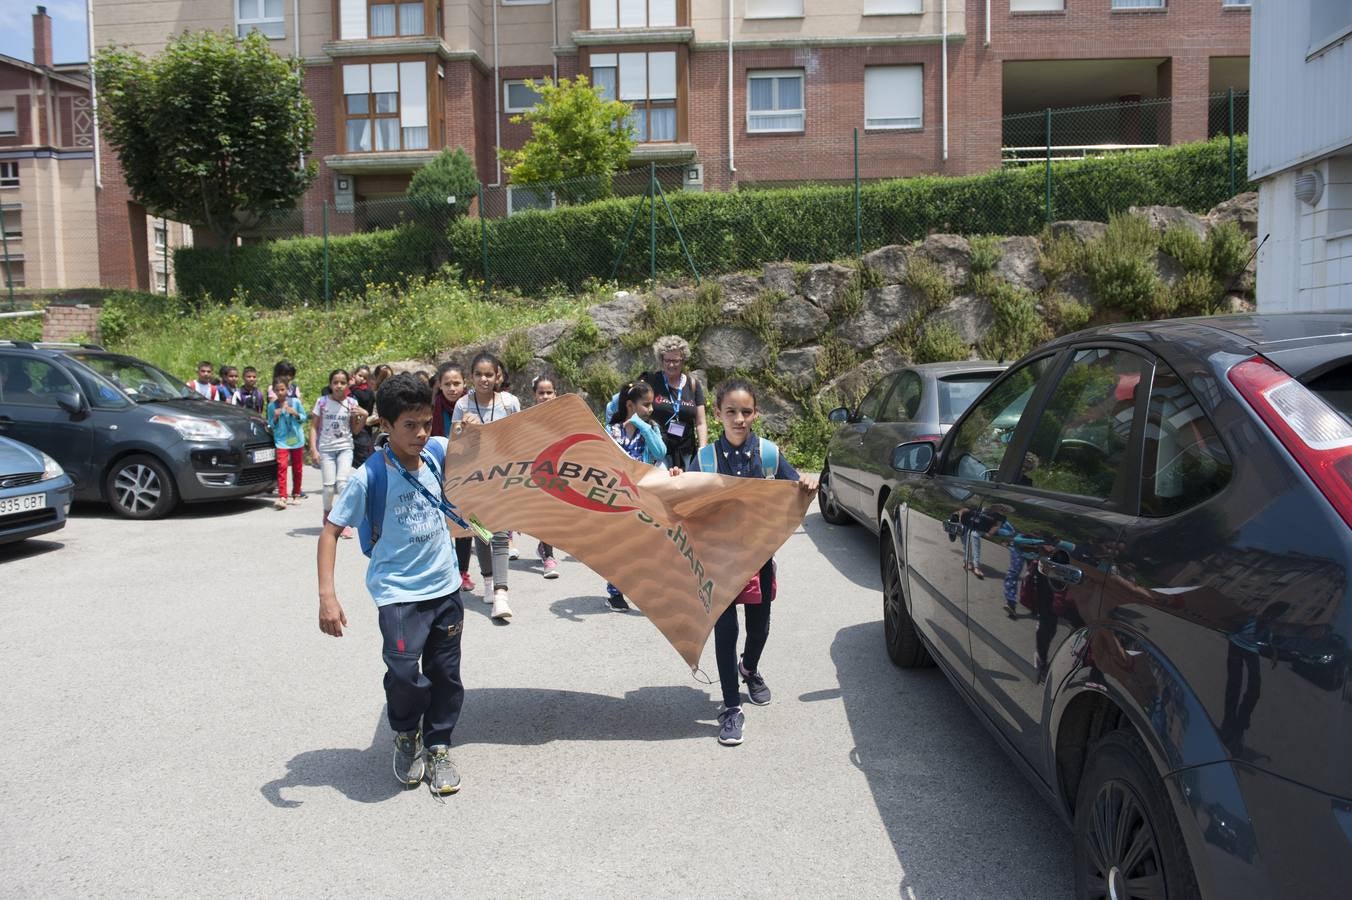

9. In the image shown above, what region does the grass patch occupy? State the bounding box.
[969,235,1001,277]
[621,281,723,354]
[501,330,533,373]
[972,273,1048,362]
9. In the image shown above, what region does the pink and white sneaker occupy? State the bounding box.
[542,557,559,579]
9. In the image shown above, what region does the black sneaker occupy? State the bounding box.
[393,729,424,787]
[740,662,771,706]
[606,592,631,612]
[425,745,460,795]
[717,707,745,746]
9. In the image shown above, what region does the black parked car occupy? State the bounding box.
[879,315,1352,899]
[0,342,276,518]
[819,361,1005,531]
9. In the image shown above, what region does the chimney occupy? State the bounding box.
[33,5,52,69]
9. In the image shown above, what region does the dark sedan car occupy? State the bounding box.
[879,315,1352,899]
[819,361,1005,531]
[0,343,276,518]
[0,435,75,544]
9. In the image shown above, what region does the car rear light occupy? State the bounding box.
[914,434,941,444]
[1229,355,1352,528]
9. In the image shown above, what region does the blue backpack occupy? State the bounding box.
[357,439,447,558]
[696,437,779,478]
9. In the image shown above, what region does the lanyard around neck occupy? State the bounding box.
[383,446,491,541]
[471,392,497,423]
[662,373,684,422]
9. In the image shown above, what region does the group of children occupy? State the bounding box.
[314,334,818,797]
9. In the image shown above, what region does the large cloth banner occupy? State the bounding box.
[443,394,813,669]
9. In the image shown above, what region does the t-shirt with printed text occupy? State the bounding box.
[312,394,360,452]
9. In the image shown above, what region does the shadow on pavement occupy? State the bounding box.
[71,497,276,521]
[287,526,324,538]
[800,510,880,591]
[0,537,65,563]
[548,595,647,622]
[260,710,406,808]
[825,621,1071,898]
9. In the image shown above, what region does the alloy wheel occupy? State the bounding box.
[114,464,162,515]
[1084,779,1165,900]
[883,546,903,648]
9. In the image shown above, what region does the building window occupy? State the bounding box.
[591,51,678,143]
[0,108,15,136]
[745,0,803,17]
[864,0,921,13]
[1221,0,1250,6]
[342,61,430,152]
[507,185,556,215]
[1,210,19,239]
[1,261,23,288]
[865,66,922,131]
[747,70,804,133]
[0,162,17,189]
[153,224,167,253]
[369,2,425,37]
[1111,0,1164,9]
[154,270,169,293]
[590,0,677,29]
[236,0,285,39]
[1311,0,1352,55]
[504,80,543,113]
[1010,0,1064,11]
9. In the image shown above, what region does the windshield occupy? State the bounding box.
[68,353,197,403]
[937,373,1000,424]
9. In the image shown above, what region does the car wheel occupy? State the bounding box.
[882,539,932,668]
[1073,730,1200,900]
[106,454,178,520]
[818,466,853,526]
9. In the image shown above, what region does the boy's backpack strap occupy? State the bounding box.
[697,444,717,474]
[424,438,447,485]
[359,452,389,557]
[758,438,779,479]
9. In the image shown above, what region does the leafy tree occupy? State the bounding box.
[95,30,316,249]
[406,147,481,226]
[499,76,635,204]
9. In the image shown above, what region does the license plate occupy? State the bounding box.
[251,448,276,464]
[0,492,46,517]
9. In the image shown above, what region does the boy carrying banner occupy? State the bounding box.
[316,372,469,796]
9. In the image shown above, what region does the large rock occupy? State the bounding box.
[1129,204,1207,238]
[916,234,972,285]
[581,342,644,380]
[862,244,910,284]
[757,391,804,434]
[815,344,908,408]
[801,263,857,314]
[995,236,1047,293]
[717,273,763,315]
[837,284,925,350]
[1058,272,1098,310]
[518,357,568,403]
[928,295,994,350]
[698,325,768,371]
[1224,292,1256,315]
[1153,250,1187,288]
[774,346,824,391]
[525,320,571,358]
[1047,220,1108,244]
[587,293,646,340]
[1206,192,1259,238]
[771,295,830,345]
[763,262,798,296]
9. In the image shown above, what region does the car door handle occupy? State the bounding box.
[1037,558,1083,585]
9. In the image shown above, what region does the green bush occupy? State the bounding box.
[782,395,841,471]
[974,274,1047,361]
[501,329,533,372]
[1038,229,1085,286]
[1159,225,1209,274]
[1171,270,1226,316]
[914,323,970,364]
[1082,214,1165,318]
[407,147,480,225]
[969,235,1001,277]
[1207,221,1251,283]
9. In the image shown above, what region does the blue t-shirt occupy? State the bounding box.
[267,398,307,449]
[327,437,459,606]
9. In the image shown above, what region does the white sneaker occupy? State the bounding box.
[508,545,520,560]
[481,577,494,603]
[491,589,513,621]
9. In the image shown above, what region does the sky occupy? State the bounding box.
[0,1,89,66]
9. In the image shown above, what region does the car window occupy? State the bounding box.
[67,353,195,403]
[943,356,1054,481]
[61,358,133,410]
[937,373,1000,424]
[855,375,896,424]
[1141,365,1232,516]
[0,357,77,407]
[1017,348,1149,501]
[880,371,922,423]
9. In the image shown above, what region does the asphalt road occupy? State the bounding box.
[0,491,1072,899]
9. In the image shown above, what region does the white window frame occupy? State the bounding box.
[1110,0,1165,9]
[153,224,167,253]
[591,50,679,143]
[341,61,430,153]
[863,0,922,14]
[1220,0,1250,7]
[589,0,678,29]
[1010,0,1065,11]
[0,108,16,136]
[506,185,557,216]
[0,162,17,189]
[235,0,285,39]
[501,0,551,6]
[746,69,805,134]
[864,65,923,131]
[745,0,804,20]
[504,80,543,113]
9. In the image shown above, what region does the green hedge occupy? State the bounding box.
[177,136,1251,301]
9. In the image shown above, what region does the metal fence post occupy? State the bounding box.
[1044,107,1053,224]
[0,205,13,310]
[649,162,657,284]
[161,217,170,296]
[322,200,330,308]
[1228,87,1237,197]
[854,127,862,258]
[478,183,488,289]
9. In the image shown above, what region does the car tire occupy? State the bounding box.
[882,539,932,668]
[1073,729,1200,900]
[818,466,853,526]
[105,454,179,520]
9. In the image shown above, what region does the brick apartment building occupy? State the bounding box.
[90,0,1252,290]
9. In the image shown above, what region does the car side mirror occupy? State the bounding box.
[55,391,87,418]
[828,406,850,424]
[891,440,935,473]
